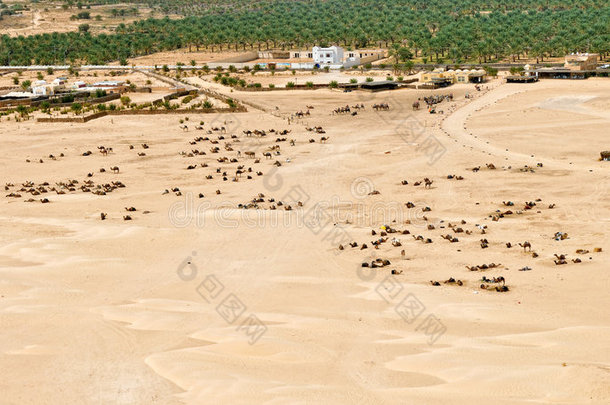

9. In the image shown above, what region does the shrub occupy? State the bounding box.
[286,81,296,88]
[329,80,338,88]
[350,78,358,84]
[366,77,374,82]
[71,103,83,114]
[483,66,498,77]
[306,81,314,88]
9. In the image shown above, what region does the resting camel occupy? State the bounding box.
[519,241,532,252]
[444,278,463,286]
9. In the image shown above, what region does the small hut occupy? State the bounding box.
[600,151,610,161]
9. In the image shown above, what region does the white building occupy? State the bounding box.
[313,46,344,65]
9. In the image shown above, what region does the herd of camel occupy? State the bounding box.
[332,164,602,292]
[7,83,602,298]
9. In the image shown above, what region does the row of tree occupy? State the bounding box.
[1,0,608,65]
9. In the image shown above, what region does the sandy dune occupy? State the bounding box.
[0,78,609,404]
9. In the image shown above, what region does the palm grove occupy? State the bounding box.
[1,0,608,66]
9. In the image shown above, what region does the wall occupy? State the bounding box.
[36,106,247,123]
[218,52,259,63]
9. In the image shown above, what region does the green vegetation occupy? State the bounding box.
[0,1,608,65]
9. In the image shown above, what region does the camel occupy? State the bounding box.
[412,101,420,110]
[373,103,390,111]
[110,166,120,174]
[180,125,189,132]
[245,151,255,159]
[320,136,330,143]
[123,215,132,221]
[100,213,107,220]
[519,241,532,252]
[444,278,463,286]
[480,239,489,249]
[125,207,136,212]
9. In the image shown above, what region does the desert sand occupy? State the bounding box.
[0,77,609,404]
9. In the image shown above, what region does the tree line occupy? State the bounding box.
[1,0,608,65]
